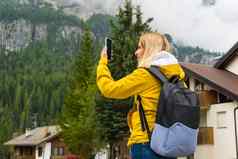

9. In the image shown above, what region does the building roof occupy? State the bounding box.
[181,62,238,101]
[4,125,61,146]
[214,41,238,69]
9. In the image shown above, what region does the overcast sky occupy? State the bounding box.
[71,0,238,52]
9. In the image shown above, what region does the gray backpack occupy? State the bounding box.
[138,65,200,157]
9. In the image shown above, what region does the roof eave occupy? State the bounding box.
[182,65,238,101]
[4,134,60,147]
[4,143,37,146]
[214,41,238,69]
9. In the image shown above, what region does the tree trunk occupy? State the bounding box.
[31,24,36,42]
[109,137,130,159]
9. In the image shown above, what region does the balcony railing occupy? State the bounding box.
[14,156,34,159]
[51,156,64,159]
[197,90,217,110]
[198,127,214,145]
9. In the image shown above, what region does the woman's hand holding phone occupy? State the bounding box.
[100,37,112,61]
[105,37,112,60]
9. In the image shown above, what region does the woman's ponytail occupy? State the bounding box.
[161,35,171,52]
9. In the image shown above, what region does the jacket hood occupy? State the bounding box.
[148,51,185,80]
[149,51,178,66]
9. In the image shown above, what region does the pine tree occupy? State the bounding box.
[60,29,103,159]
[96,0,153,158]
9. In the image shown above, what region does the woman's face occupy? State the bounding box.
[134,41,145,61]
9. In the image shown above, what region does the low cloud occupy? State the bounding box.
[131,0,238,52]
[69,0,122,15]
[71,0,238,52]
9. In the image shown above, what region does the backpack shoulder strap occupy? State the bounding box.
[137,95,151,140]
[148,65,168,84]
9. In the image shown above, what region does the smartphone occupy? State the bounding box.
[105,37,112,60]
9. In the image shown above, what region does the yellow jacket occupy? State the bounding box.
[96,51,185,146]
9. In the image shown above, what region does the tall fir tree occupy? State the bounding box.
[96,0,153,158]
[60,28,103,159]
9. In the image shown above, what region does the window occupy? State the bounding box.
[38,147,43,157]
[218,93,232,103]
[59,147,64,156]
[52,147,64,156]
[202,0,216,6]
[25,147,33,156]
[217,111,227,128]
[15,147,23,156]
[20,147,23,156]
[53,147,58,156]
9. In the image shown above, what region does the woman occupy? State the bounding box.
[96,32,185,159]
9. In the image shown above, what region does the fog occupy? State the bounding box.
[68,0,122,15]
[71,0,238,52]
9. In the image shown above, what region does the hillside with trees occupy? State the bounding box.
[0,0,84,158]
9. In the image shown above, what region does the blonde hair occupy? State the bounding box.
[138,32,171,67]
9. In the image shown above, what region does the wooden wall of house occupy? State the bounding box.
[50,136,130,159]
[50,136,76,159]
[13,146,35,159]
